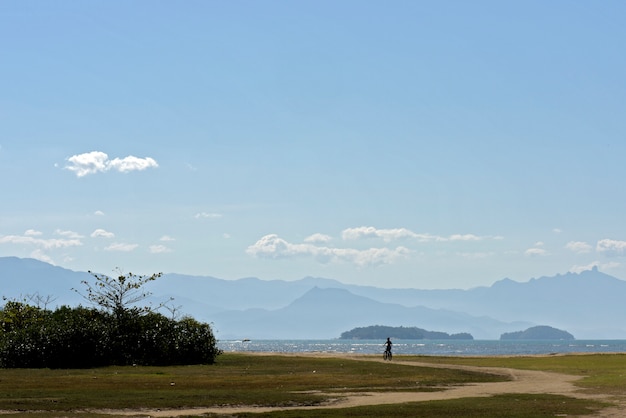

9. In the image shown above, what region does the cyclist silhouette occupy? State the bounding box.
[383,337,392,360]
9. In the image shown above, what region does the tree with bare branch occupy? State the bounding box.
[73,268,162,319]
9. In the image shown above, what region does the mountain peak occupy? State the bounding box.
[292,287,360,305]
[4,256,626,338]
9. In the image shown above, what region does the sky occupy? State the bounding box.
[1,1,626,289]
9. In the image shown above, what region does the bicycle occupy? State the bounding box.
[383,348,392,360]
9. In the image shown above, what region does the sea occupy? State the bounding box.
[218,339,626,356]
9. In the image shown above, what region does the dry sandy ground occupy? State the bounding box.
[18,353,626,417]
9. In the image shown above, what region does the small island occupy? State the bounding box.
[340,325,473,340]
[500,325,575,340]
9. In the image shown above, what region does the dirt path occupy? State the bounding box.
[91,354,622,417]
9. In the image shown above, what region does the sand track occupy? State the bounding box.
[87,353,622,417]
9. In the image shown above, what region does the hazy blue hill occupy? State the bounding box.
[211,287,527,339]
[340,267,626,338]
[3,257,626,339]
[501,325,575,340]
[459,268,626,337]
[151,273,348,311]
[340,325,473,340]
[211,287,378,339]
[0,257,89,307]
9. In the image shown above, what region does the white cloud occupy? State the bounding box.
[104,243,139,252]
[602,261,621,270]
[596,239,626,256]
[569,262,598,274]
[64,151,158,177]
[30,249,55,265]
[107,155,158,173]
[194,212,222,219]
[0,231,84,265]
[569,261,621,273]
[525,247,548,257]
[65,151,108,177]
[248,227,504,268]
[55,229,83,239]
[246,234,410,267]
[341,226,501,243]
[346,246,410,266]
[149,245,172,254]
[565,241,592,254]
[553,228,562,234]
[342,226,423,242]
[0,234,82,249]
[304,233,333,243]
[91,229,115,238]
[449,234,482,241]
[246,234,306,258]
[94,210,105,216]
[159,235,175,241]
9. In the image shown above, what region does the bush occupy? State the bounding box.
[0,270,221,368]
[0,303,221,368]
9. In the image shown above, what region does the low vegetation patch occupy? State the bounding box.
[231,394,604,418]
[402,353,626,395]
[0,353,614,417]
[0,353,504,413]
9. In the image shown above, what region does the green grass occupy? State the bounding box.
[233,394,602,418]
[0,354,504,411]
[0,353,617,417]
[400,353,626,395]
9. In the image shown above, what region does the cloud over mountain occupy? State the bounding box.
[341,227,501,243]
[597,239,626,256]
[91,229,114,238]
[566,241,592,254]
[342,227,426,242]
[247,226,510,269]
[149,245,172,254]
[104,243,138,252]
[246,234,409,266]
[0,234,82,249]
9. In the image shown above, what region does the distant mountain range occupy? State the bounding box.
[1,256,624,340]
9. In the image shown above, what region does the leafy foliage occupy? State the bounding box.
[74,269,163,318]
[0,270,221,368]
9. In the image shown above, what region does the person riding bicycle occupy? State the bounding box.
[384,337,392,355]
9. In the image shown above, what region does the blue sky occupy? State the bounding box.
[2,1,626,289]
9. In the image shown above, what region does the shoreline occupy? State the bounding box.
[226,350,626,358]
[217,338,626,358]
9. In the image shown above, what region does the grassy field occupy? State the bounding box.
[404,352,626,396]
[0,352,620,417]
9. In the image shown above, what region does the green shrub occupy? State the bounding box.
[1,270,222,368]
